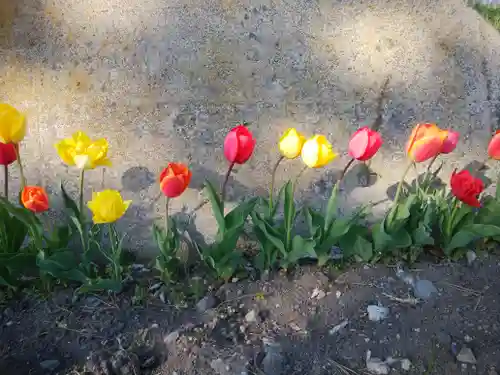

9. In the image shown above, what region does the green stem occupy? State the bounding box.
[3,164,8,198]
[422,155,439,192]
[221,162,235,204]
[79,169,85,221]
[109,224,121,281]
[391,161,414,209]
[269,155,285,217]
[413,163,420,192]
[14,145,26,190]
[164,196,170,235]
[339,158,355,183]
[292,165,308,193]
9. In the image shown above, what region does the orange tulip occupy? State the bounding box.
[159,162,192,198]
[406,123,448,163]
[21,186,49,213]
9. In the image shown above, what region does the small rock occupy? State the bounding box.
[456,346,477,364]
[40,359,60,372]
[245,309,258,323]
[164,330,180,345]
[413,279,438,300]
[196,295,219,313]
[401,358,411,371]
[466,250,477,265]
[464,334,473,343]
[311,287,326,300]
[488,369,499,375]
[367,305,389,322]
[366,351,390,375]
[336,290,342,299]
[329,320,349,335]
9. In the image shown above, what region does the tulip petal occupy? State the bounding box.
[441,130,459,154]
[223,130,239,163]
[488,132,500,160]
[161,175,186,198]
[0,104,26,144]
[348,128,370,160]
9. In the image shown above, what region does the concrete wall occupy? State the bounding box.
[1,0,500,255]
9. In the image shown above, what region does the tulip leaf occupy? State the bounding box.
[251,211,286,256]
[203,180,225,232]
[283,181,295,249]
[496,176,500,201]
[445,224,500,253]
[270,184,286,219]
[78,278,123,293]
[324,183,340,233]
[352,235,373,262]
[412,223,434,246]
[224,198,257,230]
[60,181,81,221]
[284,235,316,266]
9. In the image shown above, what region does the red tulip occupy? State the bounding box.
[223,125,256,164]
[0,142,17,166]
[488,130,500,160]
[450,170,484,207]
[406,123,448,163]
[159,162,192,198]
[441,130,460,154]
[21,186,49,213]
[348,127,383,161]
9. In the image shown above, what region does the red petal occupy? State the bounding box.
[348,128,369,160]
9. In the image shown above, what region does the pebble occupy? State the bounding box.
[456,346,477,364]
[164,330,180,345]
[367,305,389,322]
[311,287,326,300]
[413,279,438,300]
[245,309,258,323]
[329,320,349,335]
[196,295,219,313]
[401,358,411,371]
[366,352,390,375]
[40,359,60,372]
[466,250,477,265]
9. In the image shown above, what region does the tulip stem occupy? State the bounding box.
[292,165,308,193]
[79,169,85,221]
[447,198,460,240]
[13,145,26,190]
[339,158,355,183]
[392,161,414,209]
[269,155,285,217]
[164,196,170,235]
[3,165,7,198]
[221,162,235,204]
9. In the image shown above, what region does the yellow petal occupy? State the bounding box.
[301,136,320,168]
[87,190,129,224]
[74,154,90,169]
[54,140,77,166]
[316,135,337,167]
[0,103,26,144]
[279,128,306,159]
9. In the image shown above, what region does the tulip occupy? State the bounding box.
[488,130,500,160]
[301,135,337,168]
[87,190,131,224]
[348,127,383,161]
[441,130,460,154]
[0,103,26,144]
[21,186,49,213]
[406,123,448,163]
[55,131,111,170]
[223,125,256,165]
[278,128,306,159]
[450,169,484,207]
[160,163,192,198]
[0,142,17,166]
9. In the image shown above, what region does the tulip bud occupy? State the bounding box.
[0,103,26,144]
[0,142,17,166]
[223,125,256,164]
[160,163,192,198]
[21,186,49,213]
[488,130,500,160]
[278,128,306,159]
[348,127,383,161]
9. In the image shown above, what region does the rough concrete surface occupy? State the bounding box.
[1,0,500,253]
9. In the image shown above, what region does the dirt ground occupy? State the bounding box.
[1,254,500,375]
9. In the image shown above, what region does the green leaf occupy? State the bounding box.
[224,198,257,230]
[204,179,225,232]
[61,181,80,219]
[78,278,123,293]
[251,212,286,256]
[286,235,316,264]
[412,223,434,246]
[353,236,373,262]
[269,184,287,219]
[283,181,295,235]
[324,183,340,233]
[303,207,314,236]
[496,176,500,201]
[446,224,500,253]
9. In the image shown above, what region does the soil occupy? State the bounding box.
[1,254,500,375]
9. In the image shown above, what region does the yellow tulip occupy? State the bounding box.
[278,128,306,159]
[55,131,111,169]
[301,135,337,168]
[87,190,131,224]
[0,103,26,144]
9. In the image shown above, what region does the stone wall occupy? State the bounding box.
[1,0,500,255]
